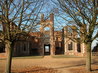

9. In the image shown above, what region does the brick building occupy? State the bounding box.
[0,13,86,57]
[62,26,86,56]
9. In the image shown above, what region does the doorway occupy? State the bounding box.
[0,42,5,53]
[44,44,50,55]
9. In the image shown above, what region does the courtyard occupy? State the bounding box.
[0,56,98,73]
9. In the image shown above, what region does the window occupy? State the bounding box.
[68,42,73,50]
[44,34,50,38]
[44,27,50,31]
[0,24,3,31]
[77,43,81,52]
[24,47,26,51]
[23,43,26,51]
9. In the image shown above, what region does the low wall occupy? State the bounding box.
[65,52,85,57]
[92,52,98,56]
[0,53,6,58]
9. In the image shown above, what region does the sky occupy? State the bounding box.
[0,0,97,49]
[92,40,98,49]
[40,0,98,49]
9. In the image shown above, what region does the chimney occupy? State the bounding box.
[41,14,44,22]
[50,13,54,23]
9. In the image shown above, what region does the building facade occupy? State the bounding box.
[0,13,86,57]
[63,26,86,56]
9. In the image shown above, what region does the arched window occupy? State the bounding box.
[44,27,50,31]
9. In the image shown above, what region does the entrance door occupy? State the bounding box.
[44,44,50,55]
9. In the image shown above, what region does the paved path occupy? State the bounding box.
[0,56,93,73]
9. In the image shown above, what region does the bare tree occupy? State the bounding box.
[0,0,44,73]
[55,0,98,71]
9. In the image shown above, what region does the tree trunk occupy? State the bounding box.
[5,40,12,73]
[85,42,92,71]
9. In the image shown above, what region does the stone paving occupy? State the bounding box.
[0,56,97,73]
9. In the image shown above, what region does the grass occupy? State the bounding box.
[0,54,87,60]
[52,55,85,58]
[0,55,83,60]
[13,56,44,59]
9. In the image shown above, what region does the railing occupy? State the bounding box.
[92,52,98,56]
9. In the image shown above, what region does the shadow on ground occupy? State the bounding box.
[54,59,98,70]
